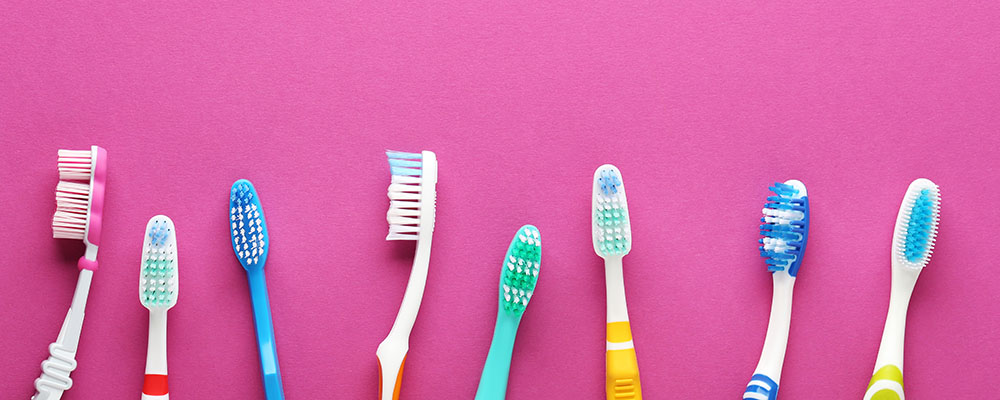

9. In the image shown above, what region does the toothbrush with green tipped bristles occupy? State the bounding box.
[592,164,642,400]
[475,225,542,400]
[139,215,178,400]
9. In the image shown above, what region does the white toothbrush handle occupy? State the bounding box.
[142,309,169,399]
[864,267,919,400]
[377,239,431,400]
[744,273,794,400]
[604,256,642,400]
[33,269,94,400]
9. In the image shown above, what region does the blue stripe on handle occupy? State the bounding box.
[743,374,778,400]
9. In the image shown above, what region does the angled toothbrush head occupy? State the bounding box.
[230,179,269,271]
[592,164,631,258]
[52,146,107,268]
[140,215,178,310]
[500,225,541,317]
[385,150,438,241]
[892,178,941,270]
[759,180,809,277]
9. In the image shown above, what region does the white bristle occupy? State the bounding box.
[52,149,94,240]
[57,149,94,181]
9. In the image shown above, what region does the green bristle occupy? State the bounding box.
[501,225,541,316]
[141,219,177,308]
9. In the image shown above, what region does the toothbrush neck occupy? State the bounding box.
[874,266,921,372]
[753,273,795,381]
[604,256,630,323]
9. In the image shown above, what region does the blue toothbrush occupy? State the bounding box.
[230,179,284,400]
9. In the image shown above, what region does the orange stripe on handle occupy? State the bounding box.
[143,374,169,396]
[378,356,406,400]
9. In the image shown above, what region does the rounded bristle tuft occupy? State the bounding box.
[893,180,940,269]
[230,180,268,268]
[759,181,809,276]
[140,217,177,309]
[592,165,631,257]
[501,225,541,316]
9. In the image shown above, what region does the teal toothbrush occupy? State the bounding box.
[475,225,542,400]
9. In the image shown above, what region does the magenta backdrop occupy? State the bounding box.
[2,1,999,399]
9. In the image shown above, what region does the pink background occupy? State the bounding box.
[2,1,999,399]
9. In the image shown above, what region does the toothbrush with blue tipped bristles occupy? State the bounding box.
[140,215,178,400]
[592,164,642,400]
[744,180,810,400]
[864,178,941,400]
[475,225,542,400]
[229,179,284,400]
[377,150,438,400]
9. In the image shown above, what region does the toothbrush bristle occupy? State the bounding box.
[592,165,631,257]
[140,216,178,309]
[893,180,940,269]
[759,181,809,276]
[386,150,425,241]
[230,180,269,269]
[52,149,94,240]
[501,225,541,316]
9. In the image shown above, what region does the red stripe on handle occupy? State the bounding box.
[143,374,169,396]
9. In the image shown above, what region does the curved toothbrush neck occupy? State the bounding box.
[874,264,921,372]
[753,272,795,382]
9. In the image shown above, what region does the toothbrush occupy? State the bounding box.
[592,164,642,400]
[376,150,438,400]
[140,215,178,400]
[475,225,542,400]
[229,179,284,400]
[743,180,810,400]
[33,146,108,400]
[864,179,941,400]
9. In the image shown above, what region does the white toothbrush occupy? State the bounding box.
[139,216,178,400]
[376,150,438,400]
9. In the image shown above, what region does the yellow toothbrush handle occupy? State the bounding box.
[606,322,642,400]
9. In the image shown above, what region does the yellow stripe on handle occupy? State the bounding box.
[865,365,904,400]
[606,322,641,400]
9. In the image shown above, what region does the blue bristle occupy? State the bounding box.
[599,170,621,196]
[903,189,935,262]
[758,182,809,276]
[386,150,423,176]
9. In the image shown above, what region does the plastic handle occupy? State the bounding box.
[33,269,94,400]
[247,268,284,400]
[143,310,169,398]
[376,349,406,400]
[745,275,795,400]
[475,316,520,400]
[606,321,641,400]
[864,364,905,400]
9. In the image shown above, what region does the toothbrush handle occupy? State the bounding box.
[744,275,795,400]
[475,316,519,400]
[606,321,642,400]
[247,268,284,400]
[376,345,407,400]
[864,271,917,400]
[143,310,169,399]
[33,268,94,400]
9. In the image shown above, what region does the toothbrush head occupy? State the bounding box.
[500,225,541,316]
[759,180,809,277]
[892,178,941,269]
[592,164,631,258]
[230,179,269,271]
[140,215,178,310]
[385,150,438,241]
[52,146,108,250]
